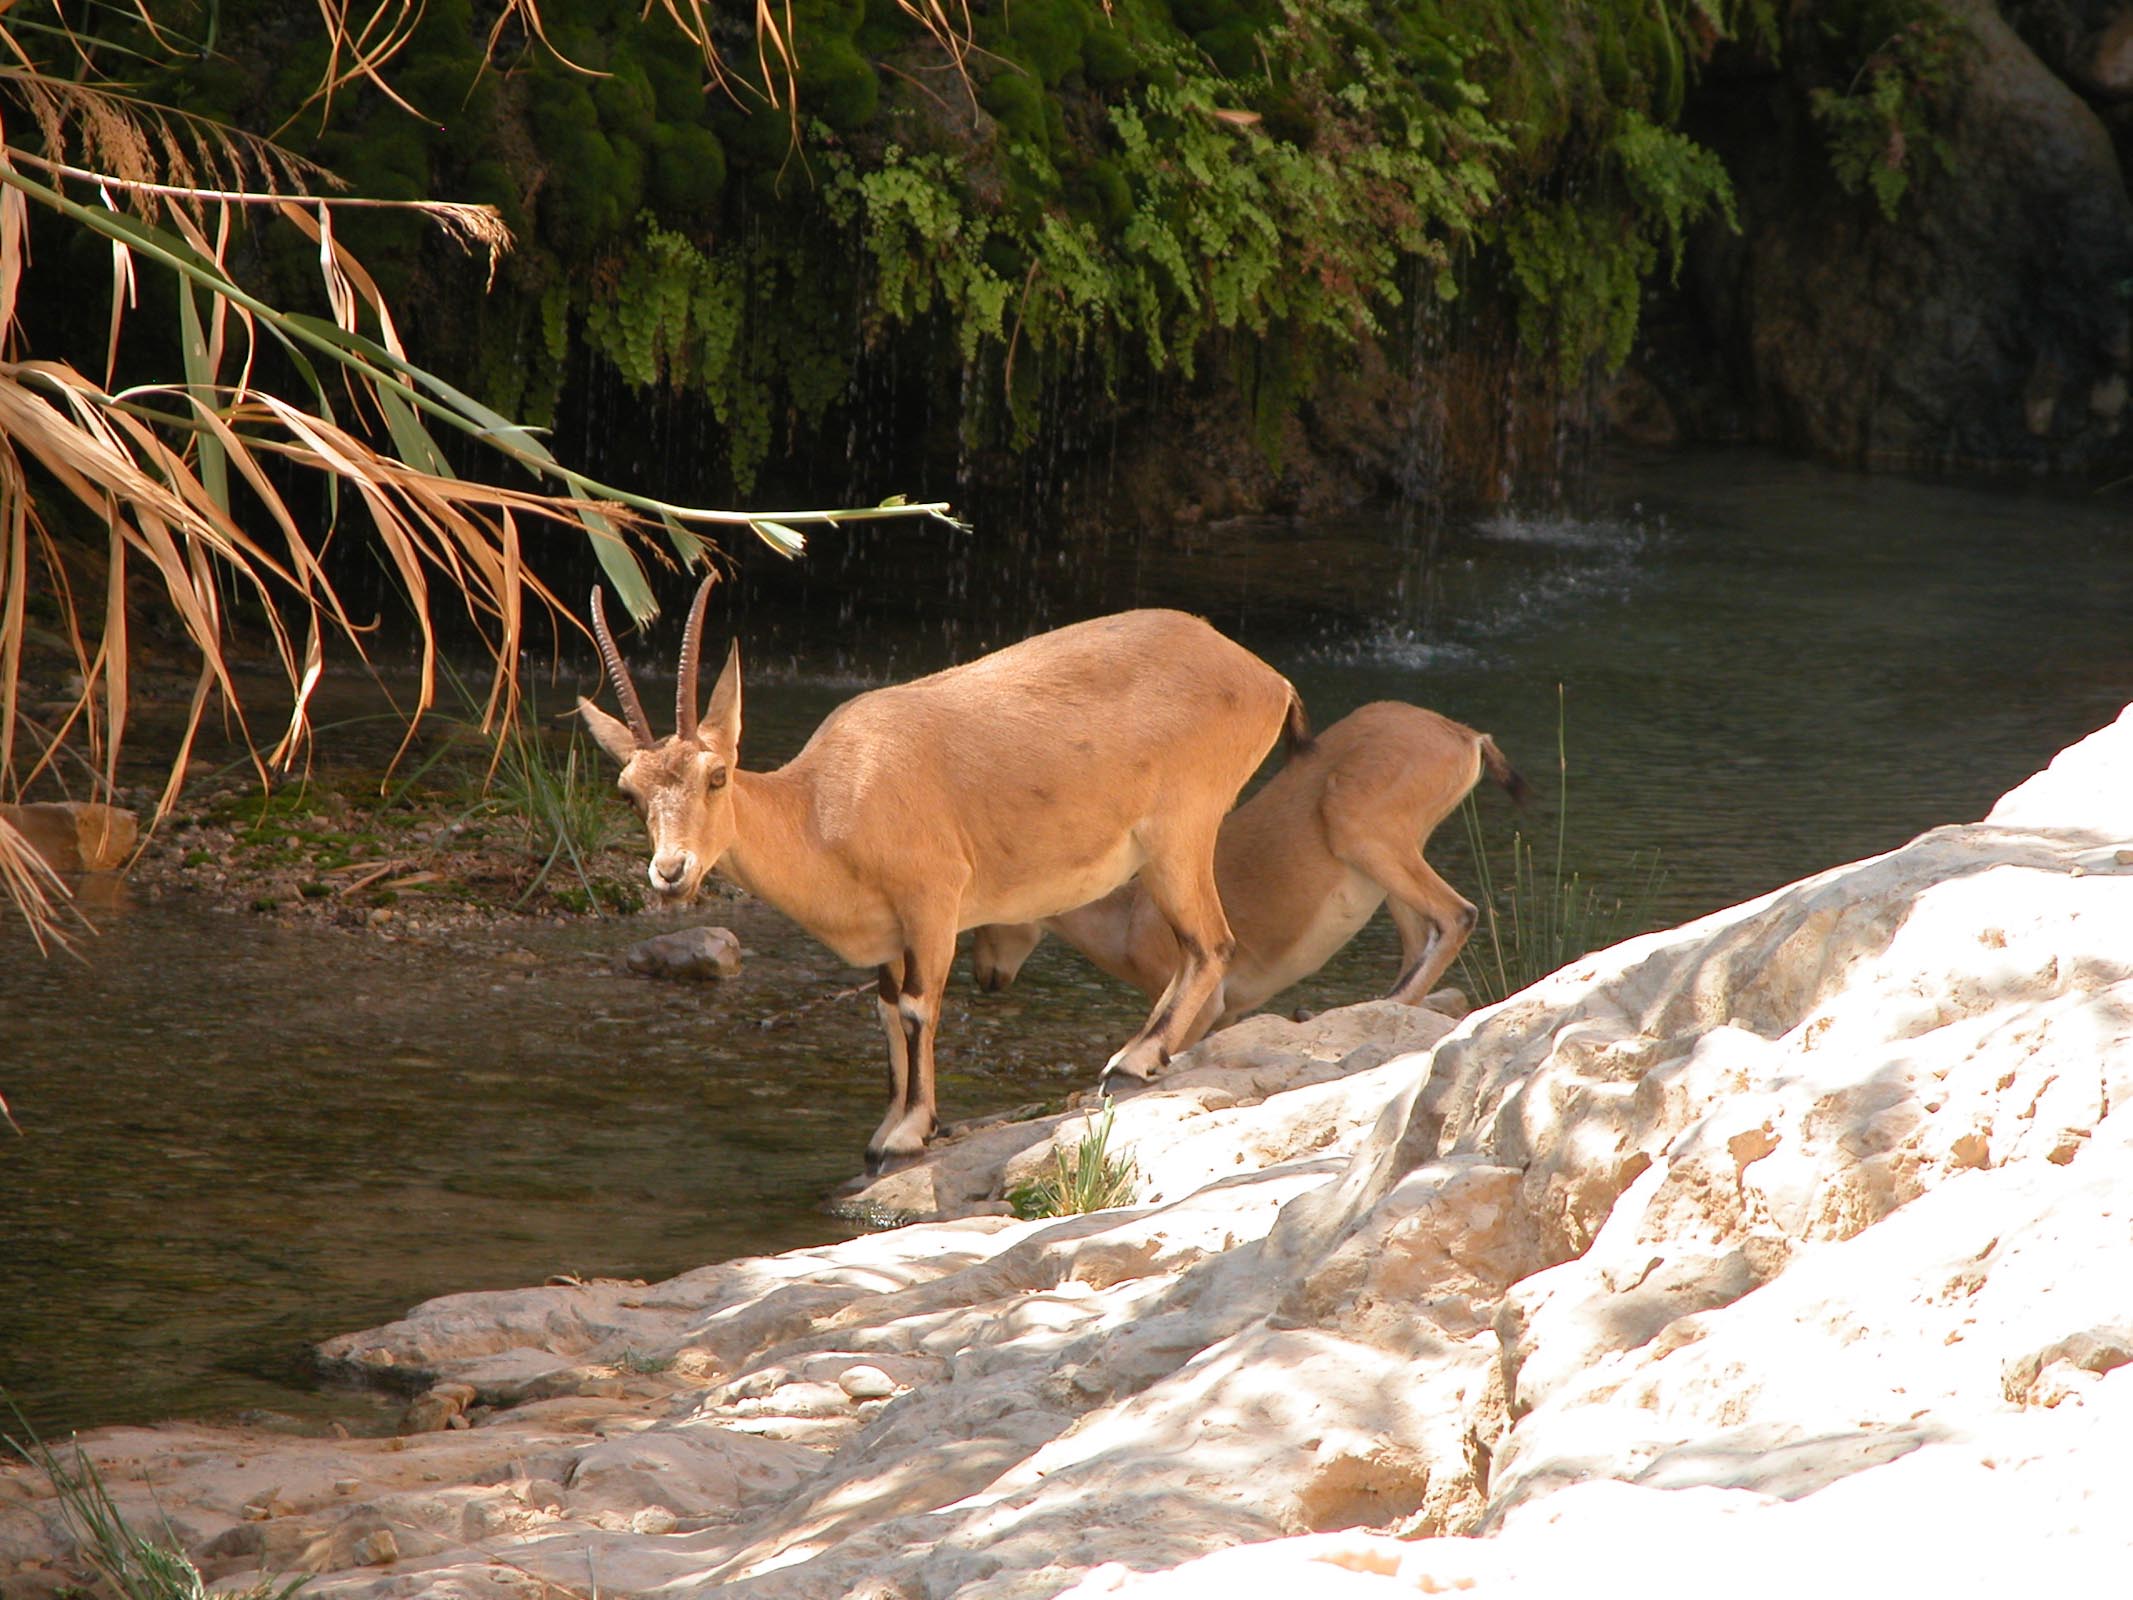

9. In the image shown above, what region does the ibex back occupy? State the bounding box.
[972,700,1528,1042]
[579,580,1306,1171]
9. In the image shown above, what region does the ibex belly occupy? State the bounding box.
[960,834,1147,930]
[1224,865,1387,1016]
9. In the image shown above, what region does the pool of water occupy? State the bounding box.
[2,447,2127,1436]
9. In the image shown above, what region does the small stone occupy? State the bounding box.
[352,1528,399,1567]
[0,801,137,873]
[400,1384,470,1433]
[729,1367,788,1401]
[837,1365,897,1401]
[634,1505,678,1534]
[518,1478,567,1511]
[332,1478,360,1496]
[625,926,743,981]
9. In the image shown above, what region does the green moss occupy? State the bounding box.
[982,70,1050,146]
[101,0,1797,492]
[995,0,1093,85]
[650,125,728,213]
[1082,22,1141,86]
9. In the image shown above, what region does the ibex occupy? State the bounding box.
[971,701,1529,1044]
[578,579,1307,1171]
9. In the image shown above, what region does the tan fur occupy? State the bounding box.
[971,701,1525,1043]
[580,590,1302,1170]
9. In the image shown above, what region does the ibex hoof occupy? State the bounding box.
[863,1147,926,1181]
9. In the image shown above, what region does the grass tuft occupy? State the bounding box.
[3,1413,307,1600]
[479,718,628,909]
[1008,1098,1141,1219]
[1455,687,1665,1007]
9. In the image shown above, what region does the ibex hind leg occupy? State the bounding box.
[1100,827,1233,1089]
[1366,847,1479,1004]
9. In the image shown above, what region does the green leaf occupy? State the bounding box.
[582,509,657,620]
[375,383,454,479]
[750,519,808,558]
[176,279,228,514]
[660,511,707,569]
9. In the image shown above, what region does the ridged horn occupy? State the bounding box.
[674,574,718,742]
[589,586,656,747]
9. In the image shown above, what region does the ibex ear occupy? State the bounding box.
[577,696,640,765]
[704,640,742,750]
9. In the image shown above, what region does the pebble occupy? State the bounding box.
[837,1365,898,1401]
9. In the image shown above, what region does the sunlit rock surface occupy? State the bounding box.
[3,705,2130,1598]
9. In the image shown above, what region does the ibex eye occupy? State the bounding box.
[707,766,729,791]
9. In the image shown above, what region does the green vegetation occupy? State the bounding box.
[1455,693,1665,1006]
[465,716,634,910]
[4,1420,306,1600]
[55,0,1792,495]
[1009,1097,1141,1218]
[1807,0,1968,219]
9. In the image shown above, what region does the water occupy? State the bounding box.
[2,448,2128,1436]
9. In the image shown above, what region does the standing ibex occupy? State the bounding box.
[971,701,1528,1043]
[578,579,1306,1171]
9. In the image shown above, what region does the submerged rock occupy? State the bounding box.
[625,925,742,981]
[3,704,2131,1597]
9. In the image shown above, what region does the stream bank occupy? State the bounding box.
[4,702,2129,1598]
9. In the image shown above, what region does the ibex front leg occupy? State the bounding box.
[866,910,957,1174]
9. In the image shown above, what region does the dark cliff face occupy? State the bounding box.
[1642,0,2133,478]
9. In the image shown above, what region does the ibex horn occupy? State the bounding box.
[674,573,718,742]
[589,586,656,747]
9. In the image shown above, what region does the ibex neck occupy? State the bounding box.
[719,765,822,919]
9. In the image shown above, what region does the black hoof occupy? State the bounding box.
[863,1147,925,1181]
[1095,1067,1157,1100]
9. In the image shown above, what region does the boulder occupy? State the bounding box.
[0,801,137,873]
[625,925,742,981]
[1688,0,2133,470]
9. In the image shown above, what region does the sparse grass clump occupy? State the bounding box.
[1456,689,1665,1007]
[1008,1098,1140,1219]
[4,1421,306,1600]
[472,718,629,910]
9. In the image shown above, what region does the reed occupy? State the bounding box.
[1455,688,1664,1007]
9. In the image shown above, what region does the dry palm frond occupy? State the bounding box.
[0,63,337,205]
[0,3,971,956]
